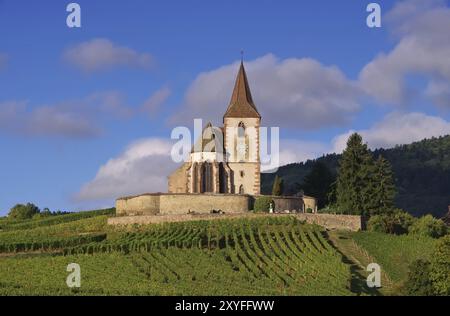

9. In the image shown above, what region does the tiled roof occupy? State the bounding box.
[224,62,261,119]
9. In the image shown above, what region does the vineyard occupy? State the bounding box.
[0,213,355,295]
[0,210,438,296]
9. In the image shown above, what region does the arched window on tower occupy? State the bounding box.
[239,185,244,195]
[236,122,248,162]
[238,122,245,137]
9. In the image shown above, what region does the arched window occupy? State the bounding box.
[219,163,227,194]
[236,122,248,162]
[201,163,213,193]
[239,185,244,195]
[238,122,245,138]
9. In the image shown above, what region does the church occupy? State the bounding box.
[168,61,261,196]
[115,61,317,217]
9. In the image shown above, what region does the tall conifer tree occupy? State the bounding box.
[272,175,284,196]
[371,155,397,215]
[303,161,335,209]
[336,133,375,215]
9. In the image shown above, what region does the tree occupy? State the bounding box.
[430,235,450,295]
[272,175,284,196]
[302,161,335,209]
[409,215,447,238]
[372,155,396,214]
[8,203,40,220]
[367,210,415,235]
[405,235,450,296]
[404,259,434,296]
[335,133,375,215]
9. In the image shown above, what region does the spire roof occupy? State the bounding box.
[224,62,260,119]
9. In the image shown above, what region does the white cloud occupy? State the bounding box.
[359,0,450,107]
[0,91,133,138]
[0,100,100,138]
[332,112,450,153]
[64,38,153,72]
[141,86,171,116]
[172,54,361,129]
[76,138,179,201]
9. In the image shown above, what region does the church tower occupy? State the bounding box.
[223,62,261,195]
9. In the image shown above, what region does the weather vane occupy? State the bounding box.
[241,49,244,62]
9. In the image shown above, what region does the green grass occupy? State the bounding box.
[351,231,437,283]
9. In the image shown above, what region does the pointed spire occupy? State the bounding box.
[224,61,260,119]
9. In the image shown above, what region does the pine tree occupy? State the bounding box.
[302,161,336,209]
[336,133,375,215]
[272,175,284,196]
[371,155,397,215]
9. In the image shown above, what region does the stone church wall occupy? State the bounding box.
[116,193,315,216]
[168,163,189,193]
[159,194,250,214]
[116,194,161,216]
[116,193,252,215]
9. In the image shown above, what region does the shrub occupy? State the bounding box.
[8,203,40,220]
[253,197,274,213]
[430,235,450,295]
[32,208,52,220]
[404,235,450,296]
[404,259,434,296]
[367,210,415,235]
[409,215,447,238]
[367,215,388,233]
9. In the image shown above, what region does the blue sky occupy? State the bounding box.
[1,0,450,214]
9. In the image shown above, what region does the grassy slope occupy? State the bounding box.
[351,232,437,283]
